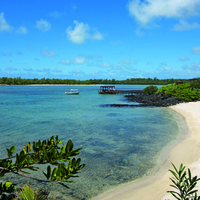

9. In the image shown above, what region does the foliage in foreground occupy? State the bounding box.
[156,83,200,102]
[14,184,54,200]
[0,135,85,199]
[168,163,200,200]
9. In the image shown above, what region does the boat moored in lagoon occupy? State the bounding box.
[64,89,79,95]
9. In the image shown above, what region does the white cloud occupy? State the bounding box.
[23,68,33,72]
[190,62,200,71]
[73,56,86,64]
[179,56,189,61]
[101,62,114,68]
[0,12,13,32]
[16,26,28,34]
[60,55,86,65]
[127,0,200,26]
[7,67,17,71]
[118,60,137,71]
[86,54,102,62]
[49,11,64,18]
[182,62,200,71]
[118,60,131,68]
[53,67,62,73]
[35,19,51,32]
[60,58,71,65]
[41,50,58,57]
[71,4,78,10]
[66,21,103,44]
[36,68,50,73]
[161,66,172,71]
[66,21,89,44]
[92,31,103,40]
[174,20,200,31]
[60,54,103,66]
[192,46,200,54]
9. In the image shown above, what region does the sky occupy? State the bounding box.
[0,0,200,80]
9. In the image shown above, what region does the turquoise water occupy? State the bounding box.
[0,85,187,199]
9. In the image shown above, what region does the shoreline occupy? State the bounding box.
[92,102,200,200]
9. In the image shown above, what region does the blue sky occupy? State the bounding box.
[0,0,200,80]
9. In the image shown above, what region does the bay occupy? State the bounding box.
[0,85,187,199]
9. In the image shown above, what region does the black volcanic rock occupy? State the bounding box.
[124,93,185,107]
[100,93,186,108]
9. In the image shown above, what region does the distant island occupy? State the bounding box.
[0,77,193,85]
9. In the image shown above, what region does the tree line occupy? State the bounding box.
[0,77,190,85]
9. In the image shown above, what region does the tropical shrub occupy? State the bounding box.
[156,83,200,102]
[194,89,200,96]
[164,85,178,97]
[143,85,158,95]
[191,79,200,90]
[168,163,200,200]
[156,84,177,94]
[174,88,200,102]
[0,135,85,199]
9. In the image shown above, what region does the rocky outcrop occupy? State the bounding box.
[100,93,187,107]
[125,93,186,107]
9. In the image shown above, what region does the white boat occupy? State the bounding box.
[64,89,79,95]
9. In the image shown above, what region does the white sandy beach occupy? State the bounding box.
[93,102,200,200]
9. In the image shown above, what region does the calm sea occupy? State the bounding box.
[0,85,187,200]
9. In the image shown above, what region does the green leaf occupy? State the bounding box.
[43,165,51,180]
[66,140,73,153]
[6,146,15,157]
[50,168,58,181]
[47,165,51,180]
[169,169,179,180]
[171,163,179,175]
[4,181,12,189]
[58,182,70,189]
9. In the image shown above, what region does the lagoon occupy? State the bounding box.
[0,85,187,200]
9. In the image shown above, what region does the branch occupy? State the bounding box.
[0,167,51,183]
[0,156,16,161]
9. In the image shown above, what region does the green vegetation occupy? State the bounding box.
[168,163,200,200]
[1,135,200,199]
[0,77,190,85]
[156,82,200,102]
[0,135,85,199]
[191,79,200,90]
[14,184,54,200]
[143,85,158,95]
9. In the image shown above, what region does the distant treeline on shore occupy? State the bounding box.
[0,77,190,85]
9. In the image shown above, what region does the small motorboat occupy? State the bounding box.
[64,89,79,95]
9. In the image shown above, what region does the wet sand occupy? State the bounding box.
[92,102,200,200]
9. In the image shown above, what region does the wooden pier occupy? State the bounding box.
[98,86,143,95]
